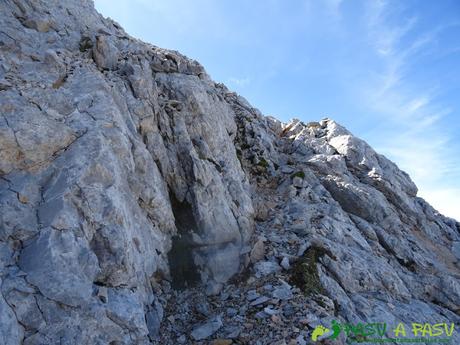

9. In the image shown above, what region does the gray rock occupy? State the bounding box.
[195,301,211,316]
[250,296,270,306]
[272,286,293,300]
[292,176,304,188]
[254,261,281,277]
[452,241,460,260]
[190,316,223,340]
[263,307,279,315]
[282,304,296,317]
[23,16,51,32]
[280,165,294,174]
[280,256,290,270]
[105,288,148,335]
[226,307,238,316]
[19,228,99,307]
[247,289,260,301]
[255,311,268,319]
[220,291,230,301]
[0,280,23,345]
[263,284,274,291]
[250,238,265,263]
[146,310,161,339]
[93,35,118,70]
[97,286,108,303]
[296,334,307,345]
[224,325,242,339]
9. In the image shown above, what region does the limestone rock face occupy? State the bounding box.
[0,0,252,343]
[0,1,459,344]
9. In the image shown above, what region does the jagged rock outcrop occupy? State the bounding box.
[0,1,459,344]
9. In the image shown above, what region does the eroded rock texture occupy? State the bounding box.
[0,1,458,344]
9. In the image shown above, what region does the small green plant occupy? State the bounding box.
[257,158,269,168]
[290,247,325,296]
[292,171,305,179]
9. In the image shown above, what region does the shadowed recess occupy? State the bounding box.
[167,192,201,289]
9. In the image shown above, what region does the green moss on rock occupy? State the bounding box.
[289,246,325,296]
[257,158,269,168]
[291,171,305,179]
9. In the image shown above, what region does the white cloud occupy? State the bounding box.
[228,77,251,86]
[361,0,460,220]
[419,188,460,220]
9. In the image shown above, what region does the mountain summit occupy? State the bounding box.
[0,1,459,344]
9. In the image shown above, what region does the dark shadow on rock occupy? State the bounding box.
[167,191,201,290]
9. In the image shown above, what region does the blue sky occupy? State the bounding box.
[95,0,460,220]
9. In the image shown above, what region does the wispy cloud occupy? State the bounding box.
[228,77,251,87]
[361,0,460,220]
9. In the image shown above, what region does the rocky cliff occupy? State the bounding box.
[0,1,459,344]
